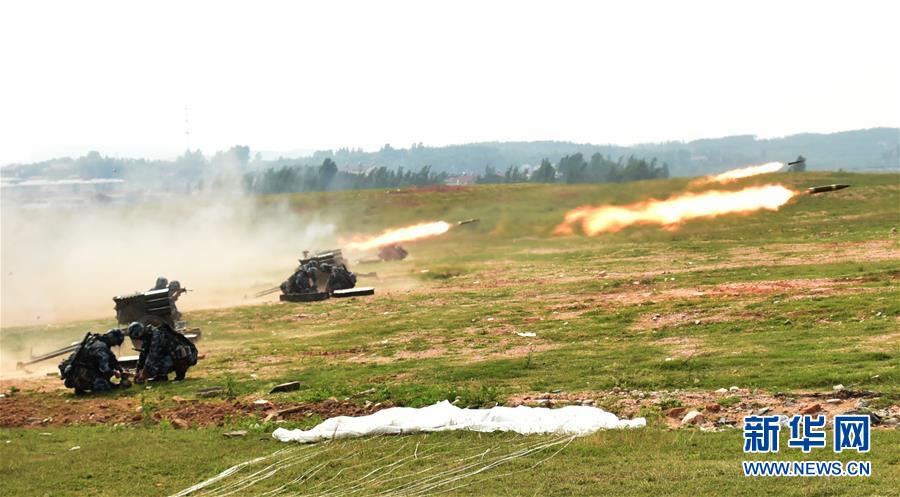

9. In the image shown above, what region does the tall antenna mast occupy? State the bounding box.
[184,106,191,151]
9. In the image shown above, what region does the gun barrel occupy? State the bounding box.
[16,341,82,369]
[253,286,282,298]
[806,184,850,194]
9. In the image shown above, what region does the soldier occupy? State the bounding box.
[58,329,130,395]
[128,321,198,383]
[281,266,304,294]
[151,276,168,291]
[281,264,317,295]
[167,280,187,321]
[150,277,188,321]
[305,261,320,291]
[323,264,357,294]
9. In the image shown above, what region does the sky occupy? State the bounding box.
[0,0,897,165]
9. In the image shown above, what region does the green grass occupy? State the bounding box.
[1,172,898,495]
[1,427,898,496]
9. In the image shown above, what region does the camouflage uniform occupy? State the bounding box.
[325,264,357,294]
[134,324,198,381]
[168,280,185,321]
[151,277,186,321]
[306,262,320,291]
[58,329,126,394]
[281,265,316,294]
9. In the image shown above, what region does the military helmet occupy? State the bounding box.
[168,280,182,291]
[154,277,169,290]
[127,321,145,339]
[105,328,125,346]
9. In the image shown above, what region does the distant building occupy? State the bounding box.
[444,174,477,186]
[1,177,127,208]
[339,164,377,175]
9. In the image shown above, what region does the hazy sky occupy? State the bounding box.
[1,0,897,165]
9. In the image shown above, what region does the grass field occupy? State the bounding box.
[1,171,898,496]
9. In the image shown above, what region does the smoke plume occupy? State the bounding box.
[1,196,336,327]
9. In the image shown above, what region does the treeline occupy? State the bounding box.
[6,129,896,192]
[242,159,449,194]
[476,153,669,184]
[240,152,669,195]
[310,128,899,176]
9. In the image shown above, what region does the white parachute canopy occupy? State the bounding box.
[272,400,646,443]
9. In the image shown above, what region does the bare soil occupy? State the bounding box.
[0,391,387,428]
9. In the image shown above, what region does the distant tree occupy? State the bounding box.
[504,165,526,183]
[232,145,250,167]
[658,162,670,178]
[558,153,587,183]
[318,158,338,189]
[587,153,616,182]
[530,158,556,183]
[476,165,504,184]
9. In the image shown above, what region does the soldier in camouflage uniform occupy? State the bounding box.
[305,261,320,291]
[128,322,198,383]
[323,264,357,294]
[58,329,130,395]
[151,277,188,321]
[281,264,317,294]
[167,280,187,321]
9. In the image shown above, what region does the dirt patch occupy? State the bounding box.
[862,332,900,349]
[729,239,900,266]
[395,347,447,360]
[0,393,387,428]
[654,336,703,358]
[611,278,866,310]
[475,343,558,361]
[507,388,899,430]
[346,337,558,365]
[702,279,847,297]
[546,301,594,321]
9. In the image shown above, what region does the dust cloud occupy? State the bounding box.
[1,196,337,328]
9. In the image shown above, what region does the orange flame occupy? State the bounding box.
[345,221,452,250]
[554,184,796,236]
[706,162,784,183]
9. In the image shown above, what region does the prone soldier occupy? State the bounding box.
[58,329,131,395]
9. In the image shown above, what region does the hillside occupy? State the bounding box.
[3,129,897,191]
[1,172,898,496]
[314,128,900,175]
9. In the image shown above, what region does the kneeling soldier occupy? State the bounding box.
[323,264,357,294]
[58,329,130,395]
[128,322,198,383]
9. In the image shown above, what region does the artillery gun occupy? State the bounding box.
[254,248,374,302]
[300,248,346,267]
[16,286,201,371]
[113,288,176,328]
[377,244,408,261]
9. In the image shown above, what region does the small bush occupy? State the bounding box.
[658,398,683,410]
[717,396,741,407]
[224,375,238,398]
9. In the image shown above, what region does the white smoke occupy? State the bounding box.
[1,195,336,327]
